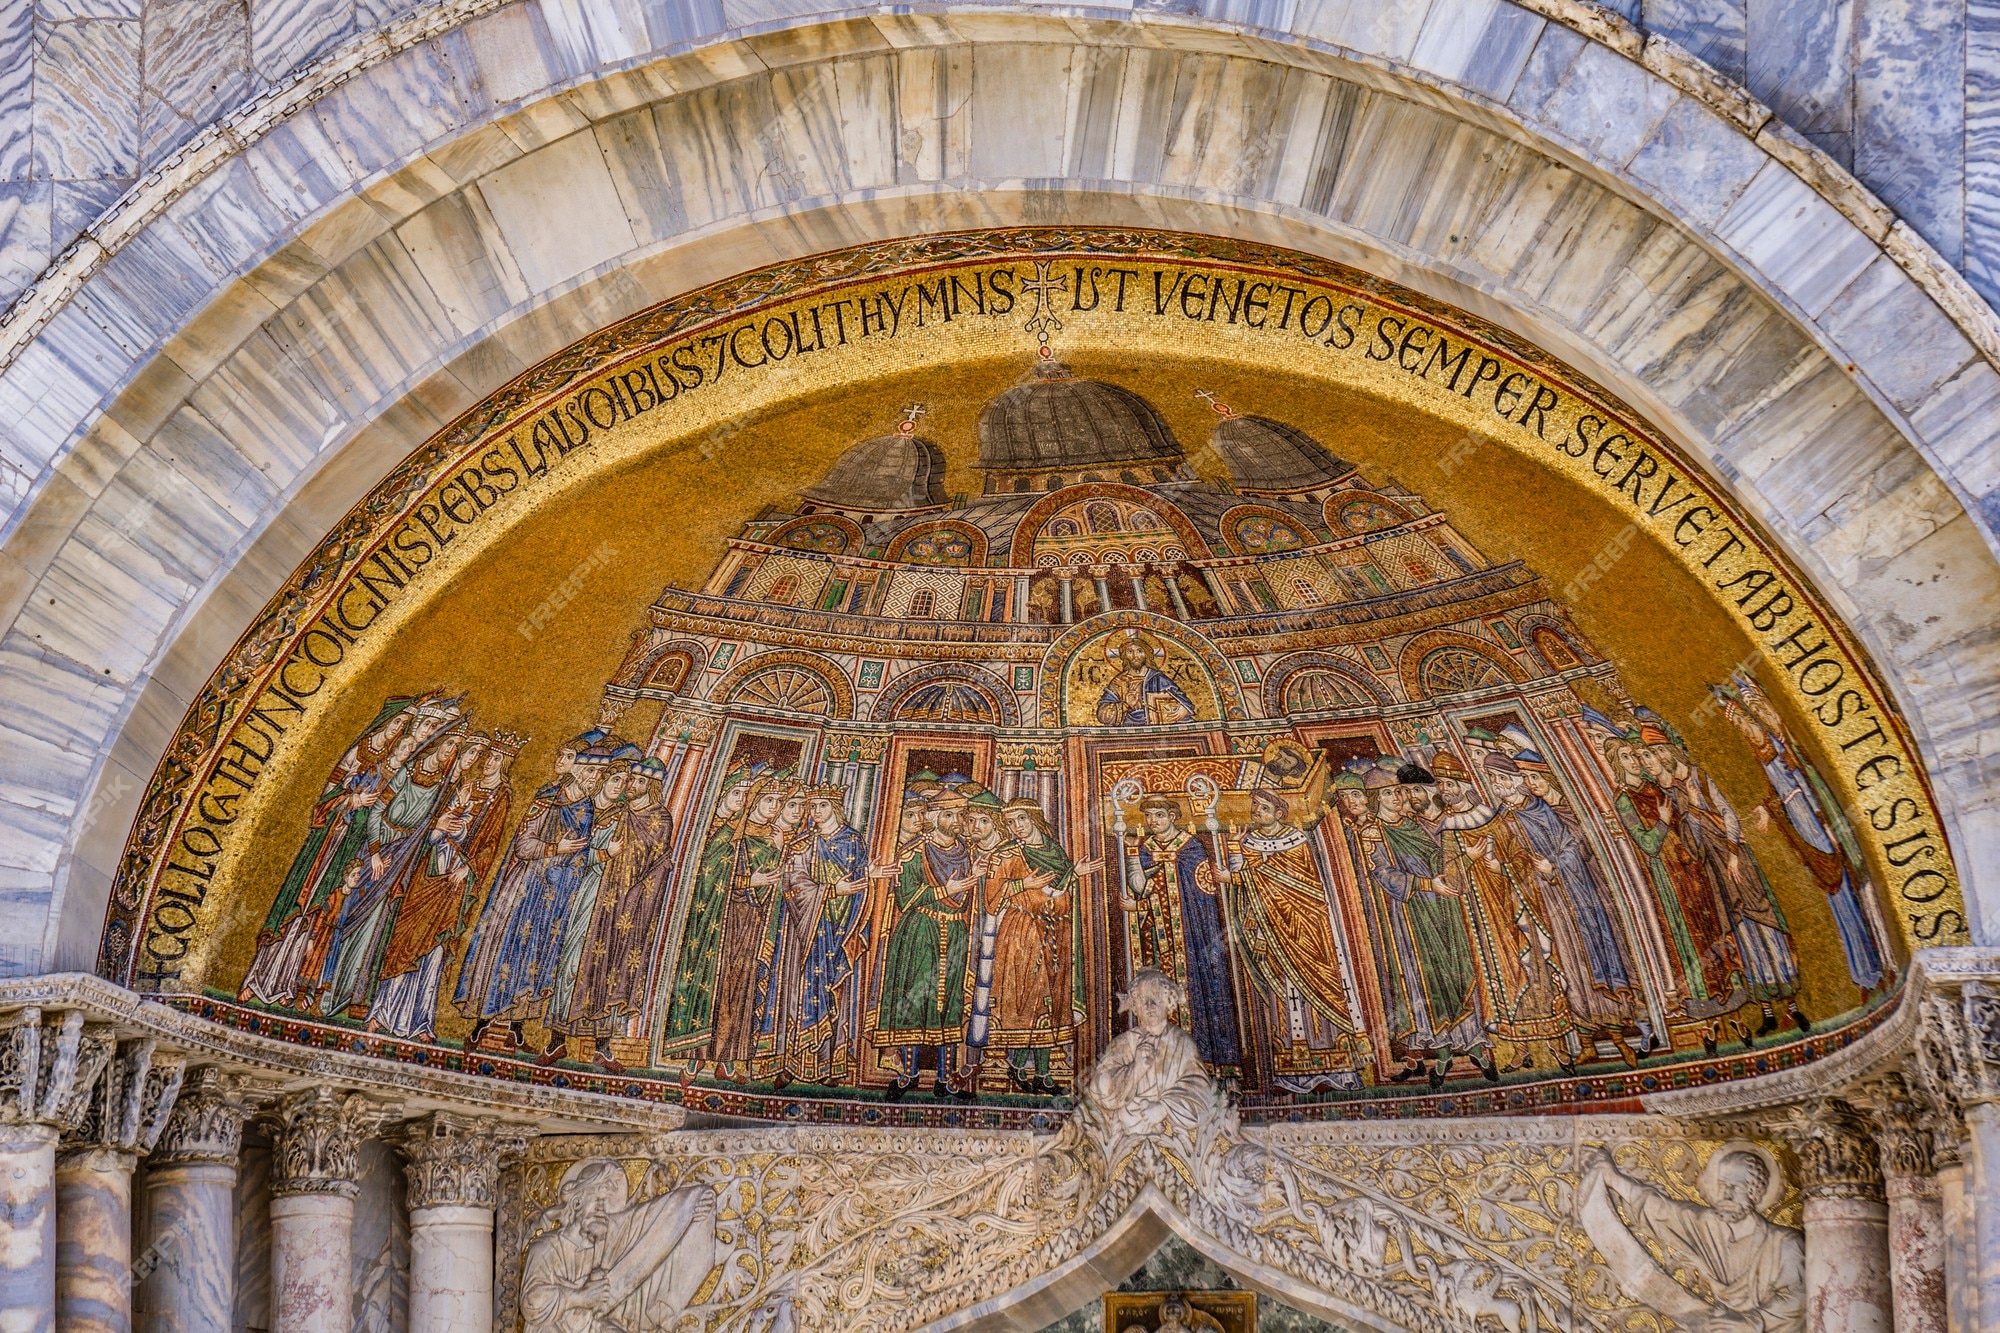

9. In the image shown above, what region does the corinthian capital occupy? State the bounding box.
[151,1066,253,1166]
[396,1113,531,1210]
[269,1088,387,1198]
[1916,981,2000,1116]
[1862,1072,1940,1183]
[1774,1100,1885,1203]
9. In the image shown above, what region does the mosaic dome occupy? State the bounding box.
[977,360,1183,474]
[800,433,948,514]
[1209,414,1355,494]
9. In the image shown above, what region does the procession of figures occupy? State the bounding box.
[234,659,1891,1103]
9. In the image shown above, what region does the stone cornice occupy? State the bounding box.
[0,975,683,1134]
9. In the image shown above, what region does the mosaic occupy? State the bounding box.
[99,230,1958,1124]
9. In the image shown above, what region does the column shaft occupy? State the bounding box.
[1885,1175,1947,1333]
[1966,1103,2000,1332]
[408,1205,494,1333]
[269,1194,353,1333]
[55,1148,135,1333]
[134,1163,235,1333]
[0,1125,57,1333]
[1804,1195,1894,1333]
[1940,1161,1975,1333]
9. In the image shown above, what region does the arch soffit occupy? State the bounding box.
[8,6,2000,971]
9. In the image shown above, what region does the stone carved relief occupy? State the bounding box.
[502,983,1806,1333]
[269,1087,387,1196]
[151,1065,252,1165]
[1577,1142,1803,1332]
[398,1112,526,1209]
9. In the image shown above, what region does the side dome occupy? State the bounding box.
[1209,414,1354,494]
[977,362,1182,473]
[800,434,948,514]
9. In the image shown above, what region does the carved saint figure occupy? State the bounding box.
[1095,630,1195,726]
[520,1160,718,1333]
[1073,968,1229,1171]
[1578,1143,1803,1333]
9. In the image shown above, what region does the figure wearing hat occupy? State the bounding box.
[872,786,978,1100]
[1430,750,1581,1075]
[759,784,870,1088]
[371,730,522,1041]
[1123,795,1244,1076]
[1358,762,1486,1087]
[1095,630,1196,727]
[456,735,610,1053]
[708,777,803,1083]
[564,756,678,1072]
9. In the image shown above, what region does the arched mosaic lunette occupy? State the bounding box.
[867,661,1023,727]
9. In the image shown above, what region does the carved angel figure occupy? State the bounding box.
[1578,1143,1804,1333]
[520,1160,719,1333]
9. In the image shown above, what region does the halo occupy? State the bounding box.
[1699,1139,1784,1214]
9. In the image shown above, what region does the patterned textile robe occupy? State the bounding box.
[1508,794,1638,1030]
[1132,829,1243,1070]
[1437,805,1578,1066]
[987,834,1085,1050]
[873,836,975,1047]
[760,821,868,1080]
[660,819,738,1056]
[564,802,678,1040]
[454,784,597,1023]
[1615,780,1740,1013]
[707,820,785,1064]
[1225,823,1360,1076]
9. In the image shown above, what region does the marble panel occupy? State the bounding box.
[477,129,638,292]
[0,619,124,757]
[1855,0,1965,265]
[0,332,124,475]
[1408,0,1543,100]
[0,3,32,181]
[1324,90,1488,250]
[0,788,71,875]
[1819,254,1977,413]
[237,116,367,260]
[831,52,900,194]
[639,0,726,49]
[458,3,562,110]
[1966,0,2000,305]
[51,177,130,248]
[141,0,252,167]
[0,181,54,302]
[263,235,459,419]
[536,0,649,75]
[132,407,278,533]
[251,0,354,81]
[1199,0,1297,32]
[95,220,230,349]
[308,39,477,180]
[1644,0,1746,82]
[395,192,535,339]
[1287,0,1432,61]
[971,43,1071,179]
[893,46,972,185]
[32,17,141,181]
[1625,93,1767,228]
[1532,37,1679,165]
[1746,0,1852,136]
[0,718,93,826]
[1714,156,1880,316]
[182,332,345,477]
[42,0,142,17]
[349,1141,409,1332]
[1911,358,2000,497]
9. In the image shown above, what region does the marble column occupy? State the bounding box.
[399,1115,523,1333]
[56,1038,183,1333]
[268,1089,380,1333]
[136,1068,250,1333]
[0,1123,58,1332]
[1936,1136,1974,1333]
[1963,1102,2000,1333]
[1790,1102,1894,1333]
[1874,1082,1947,1333]
[0,1010,117,1333]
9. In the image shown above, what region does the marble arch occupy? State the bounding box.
[2,6,1997,980]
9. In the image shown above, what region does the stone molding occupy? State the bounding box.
[396,1111,531,1210]
[268,1087,385,1198]
[150,1065,254,1167]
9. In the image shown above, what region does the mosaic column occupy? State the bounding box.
[56,1038,182,1333]
[398,1115,525,1333]
[135,1067,250,1333]
[1788,1101,1893,1333]
[1873,1078,1947,1333]
[0,1011,116,1333]
[268,1089,380,1333]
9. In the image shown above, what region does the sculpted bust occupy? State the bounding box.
[1070,968,1237,1175]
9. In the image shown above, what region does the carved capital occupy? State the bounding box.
[64,1038,185,1157]
[396,1112,531,1210]
[0,1009,117,1134]
[1777,1100,1885,1203]
[1916,982,2000,1113]
[1865,1073,1938,1182]
[269,1088,385,1198]
[150,1066,252,1167]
